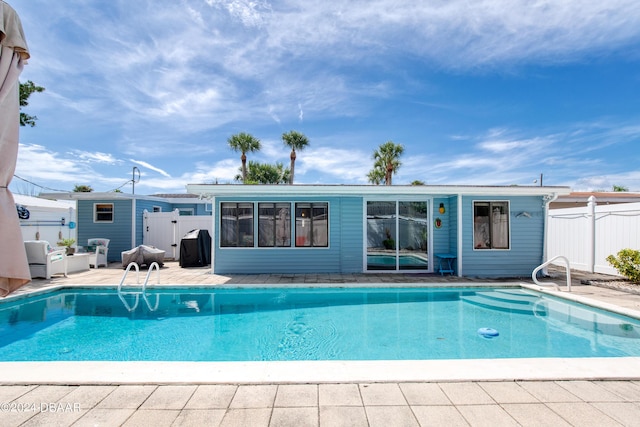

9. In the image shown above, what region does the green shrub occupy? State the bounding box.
[606,249,640,283]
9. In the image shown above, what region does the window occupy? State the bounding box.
[94,203,113,223]
[178,208,194,216]
[220,203,254,247]
[258,203,291,247]
[152,206,162,213]
[473,201,509,249]
[295,203,328,247]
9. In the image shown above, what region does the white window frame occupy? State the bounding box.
[258,202,292,248]
[472,200,511,250]
[94,203,114,223]
[294,202,330,248]
[220,202,255,248]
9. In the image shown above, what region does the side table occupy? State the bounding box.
[434,253,456,275]
[66,253,91,274]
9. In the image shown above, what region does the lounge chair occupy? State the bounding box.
[87,238,110,268]
[24,240,67,279]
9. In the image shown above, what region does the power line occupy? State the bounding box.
[14,174,134,194]
[13,174,69,193]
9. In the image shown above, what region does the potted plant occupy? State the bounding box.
[382,228,395,250]
[57,238,76,255]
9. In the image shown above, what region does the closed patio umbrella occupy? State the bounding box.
[0,1,30,296]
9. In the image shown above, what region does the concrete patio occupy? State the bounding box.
[2,262,640,426]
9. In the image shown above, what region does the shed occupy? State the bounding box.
[39,193,212,262]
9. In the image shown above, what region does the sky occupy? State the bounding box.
[9,0,640,195]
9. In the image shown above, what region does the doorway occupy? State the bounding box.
[365,200,430,271]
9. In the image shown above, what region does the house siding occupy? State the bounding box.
[432,197,452,256]
[70,187,558,277]
[77,199,132,262]
[339,197,363,273]
[460,195,544,278]
[214,196,362,274]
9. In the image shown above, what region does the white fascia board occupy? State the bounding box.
[186,184,572,198]
[39,191,181,203]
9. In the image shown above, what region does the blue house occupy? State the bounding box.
[41,193,212,262]
[185,184,571,278]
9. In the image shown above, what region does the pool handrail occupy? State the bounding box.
[532,255,571,292]
[118,262,141,311]
[117,262,161,311]
[141,262,161,311]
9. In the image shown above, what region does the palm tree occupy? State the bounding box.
[235,161,290,184]
[227,132,261,183]
[282,130,309,184]
[370,141,404,185]
[367,168,385,185]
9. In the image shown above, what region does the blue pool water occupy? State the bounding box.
[367,254,428,269]
[1,287,639,361]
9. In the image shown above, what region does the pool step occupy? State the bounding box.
[461,290,539,315]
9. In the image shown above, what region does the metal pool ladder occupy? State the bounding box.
[532,255,571,292]
[117,262,161,311]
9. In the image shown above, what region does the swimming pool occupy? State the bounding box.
[1,286,639,362]
[367,254,429,269]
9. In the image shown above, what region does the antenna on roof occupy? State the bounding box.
[132,166,140,194]
[533,173,543,187]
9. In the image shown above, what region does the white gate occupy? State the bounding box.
[143,210,213,260]
[547,199,640,276]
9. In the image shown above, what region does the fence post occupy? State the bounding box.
[587,195,596,273]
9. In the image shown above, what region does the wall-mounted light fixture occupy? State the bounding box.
[439,203,445,214]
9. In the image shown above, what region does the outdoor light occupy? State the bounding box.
[439,203,445,214]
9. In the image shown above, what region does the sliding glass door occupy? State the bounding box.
[398,201,429,270]
[366,200,429,271]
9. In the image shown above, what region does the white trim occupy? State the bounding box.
[457,194,463,277]
[131,198,136,248]
[210,197,215,274]
[471,200,512,251]
[217,200,331,250]
[363,198,432,273]
[93,203,114,223]
[187,184,571,198]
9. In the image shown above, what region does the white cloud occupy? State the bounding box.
[70,151,121,165]
[298,147,372,183]
[14,144,125,192]
[130,160,172,178]
[13,0,640,193]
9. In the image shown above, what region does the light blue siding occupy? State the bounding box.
[73,191,549,277]
[432,197,452,256]
[338,197,363,273]
[460,195,545,278]
[214,196,363,274]
[77,200,132,262]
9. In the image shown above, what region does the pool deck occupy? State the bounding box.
[2,263,640,426]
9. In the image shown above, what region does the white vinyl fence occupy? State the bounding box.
[143,209,212,260]
[547,198,640,276]
[20,206,77,248]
